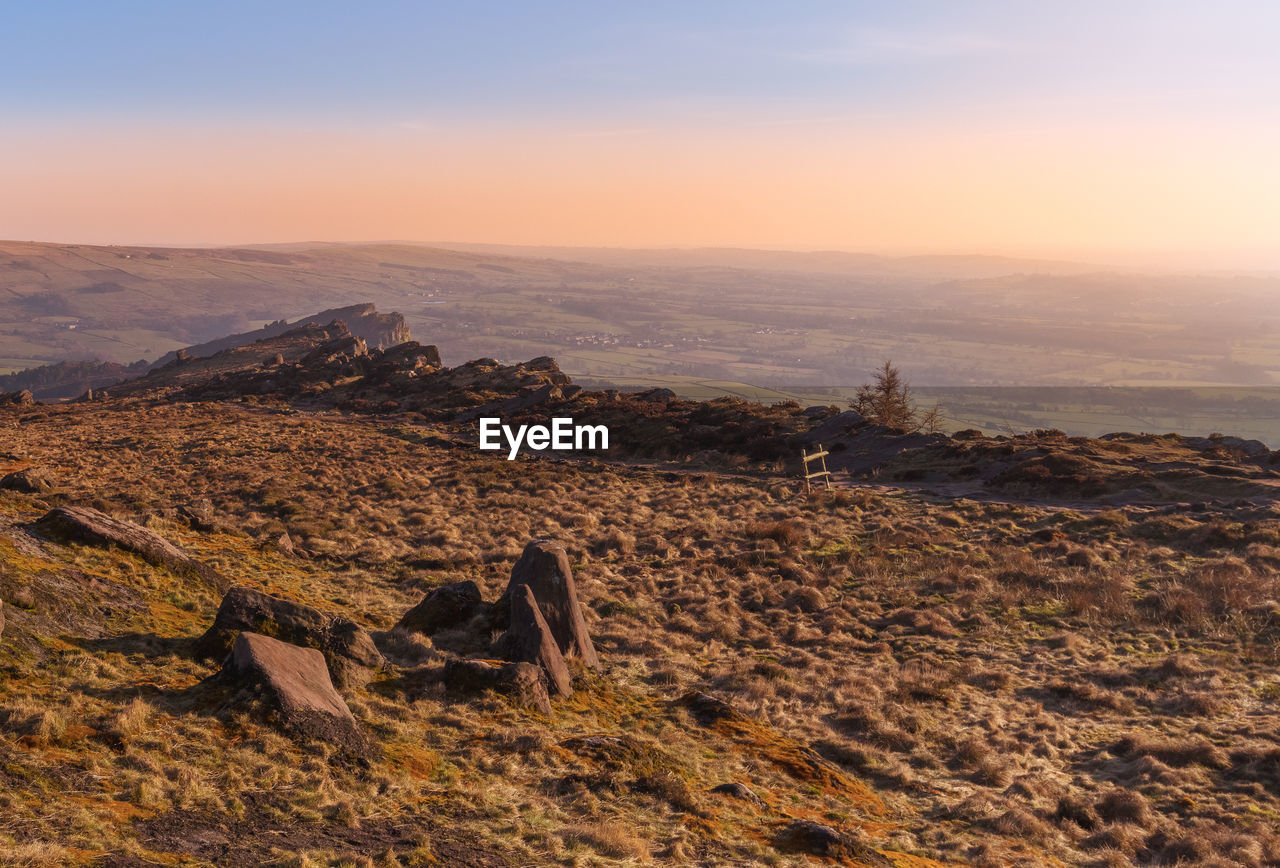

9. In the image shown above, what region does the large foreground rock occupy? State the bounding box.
[33,505,224,586]
[497,584,572,697]
[396,580,484,635]
[221,632,367,755]
[442,658,551,715]
[495,540,599,668]
[195,586,383,688]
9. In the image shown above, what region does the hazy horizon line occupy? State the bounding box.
[7,236,1278,276]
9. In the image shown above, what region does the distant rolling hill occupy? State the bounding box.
[3,239,1278,404]
[0,240,573,372]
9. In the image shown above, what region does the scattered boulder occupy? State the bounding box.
[637,388,676,403]
[710,782,763,805]
[495,540,599,668]
[798,409,865,444]
[397,580,484,635]
[0,390,35,406]
[271,532,296,557]
[178,498,220,532]
[1065,546,1106,569]
[0,467,55,494]
[442,658,551,715]
[775,820,890,863]
[195,586,384,688]
[220,632,368,756]
[496,584,573,697]
[679,691,742,726]
[32,505,224,587]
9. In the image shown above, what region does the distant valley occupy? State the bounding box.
[3,239,1279,443]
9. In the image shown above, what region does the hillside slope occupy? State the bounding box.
[3,395,1280,866]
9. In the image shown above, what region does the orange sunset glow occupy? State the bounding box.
[3,117,1277,268]
[2,2,1278,268]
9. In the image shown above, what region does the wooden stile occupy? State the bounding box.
[801,443,832,493]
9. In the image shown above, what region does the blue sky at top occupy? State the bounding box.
[3,1,1276,125]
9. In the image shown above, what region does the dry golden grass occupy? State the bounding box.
[1,401,1279,865]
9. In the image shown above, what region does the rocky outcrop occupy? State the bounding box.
[220,632,368,756]
[0,467,54,493]
[494,540,599,668]
[455,383,563,423]
[378,341,441,371]
[636,387,677,403]
[195,586,383,688]
[396,580,484,635]
[796,409,865,444]
[442,658,551,715]
[151,303,411,368]
[0,390,35,406]
[0,599,5,640]
[1184,434,1272,458]
[32,505,224,586]
[300,332,367,367]
[496,584,573,698]
[0,360,147,402]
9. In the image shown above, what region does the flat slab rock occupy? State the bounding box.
[33,505,225,587]
[196,586,383,689]
[222,632,368,756]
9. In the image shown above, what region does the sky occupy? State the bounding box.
[1,1,1278,267]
